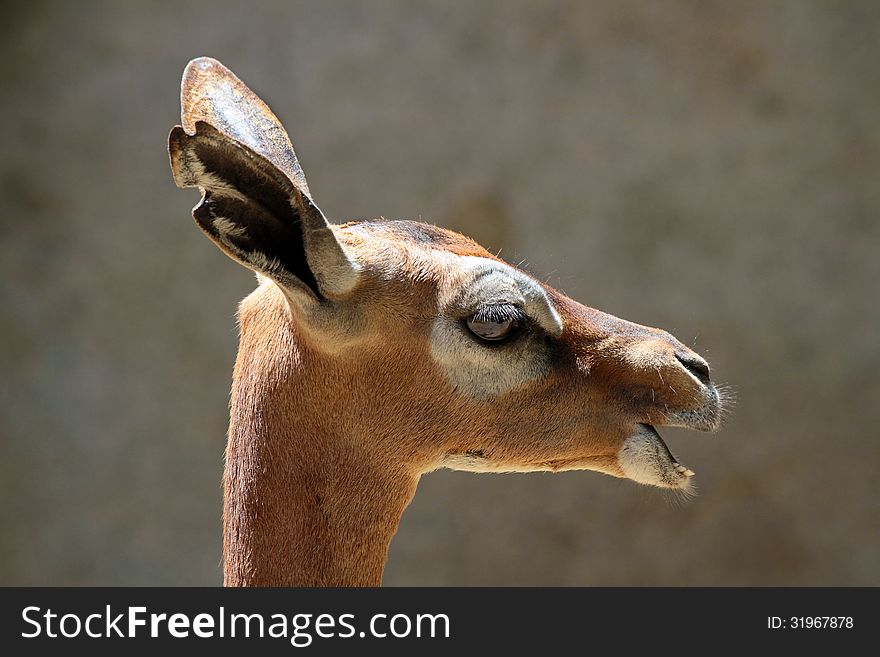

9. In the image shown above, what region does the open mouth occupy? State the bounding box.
[617,423,698,490]
[615,380,726,490]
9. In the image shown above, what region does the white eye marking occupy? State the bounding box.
[429,257,560,400]
[436,257,562,337]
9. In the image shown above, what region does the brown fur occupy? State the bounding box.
[223,223,717,585]
[169,58,723,587]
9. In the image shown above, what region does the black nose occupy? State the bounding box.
[675,352,711,386]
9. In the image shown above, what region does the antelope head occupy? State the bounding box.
[169,58,725,585]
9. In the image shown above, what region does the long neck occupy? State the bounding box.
[223,418,417,586]
[222,289,418,586]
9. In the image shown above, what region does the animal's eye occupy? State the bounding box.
[465,304,522,342]
[466,317,515,341]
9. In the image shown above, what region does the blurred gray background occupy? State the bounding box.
[1,0,878,585]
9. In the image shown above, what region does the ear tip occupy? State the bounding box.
[180,57,252,134]
[181,57,238,106]
[182,57,244,96]
[188,55,221,66]
[183,56,228,78]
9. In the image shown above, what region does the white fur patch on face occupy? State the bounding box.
[430,315,552,400]
[435,452,625,477]
[437,453,563,473]
[436,256,562,337]
[430,256,562,401]
[437,453,504,472]
[617,425,694,490]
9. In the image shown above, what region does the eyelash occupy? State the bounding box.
[462,304,529,345]
[470,303,524,325]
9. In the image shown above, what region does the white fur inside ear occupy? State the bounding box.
[213,217,249,239]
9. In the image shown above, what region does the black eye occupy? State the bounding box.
[466,316,515,341]
[465,304,522,342]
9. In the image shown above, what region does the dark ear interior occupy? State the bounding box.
[169,121,322,298]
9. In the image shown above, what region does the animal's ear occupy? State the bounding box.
[168,57,358,301]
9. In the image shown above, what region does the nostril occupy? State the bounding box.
[675,352,711,385]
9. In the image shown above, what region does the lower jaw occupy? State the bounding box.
[617,424,695,490]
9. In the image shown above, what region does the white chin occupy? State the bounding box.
[618,424,695,490]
